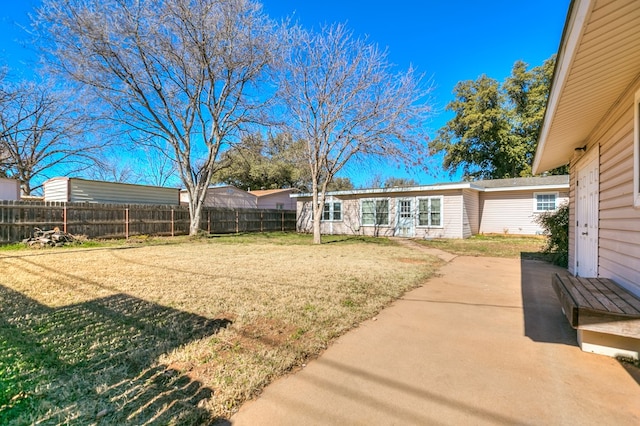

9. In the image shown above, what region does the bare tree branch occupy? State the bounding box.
[0,79,105,195]
[36,0,279,234]
[277,23,433,243]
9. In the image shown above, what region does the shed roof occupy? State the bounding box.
[533,0,640,174]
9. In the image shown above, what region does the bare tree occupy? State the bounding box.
[0,80,102,195]
[277,24,432,243]
[90,142,179,187]
[89,154,139,184]
[138,144,180,187]
[36,0,278,234]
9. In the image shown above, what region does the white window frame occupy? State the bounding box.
[533,192,558,213]
[321,201,342,222]
[416,196,444,228]
[634,89,640,208]
[360,198,390,226]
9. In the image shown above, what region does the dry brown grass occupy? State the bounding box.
[0,234,440,424]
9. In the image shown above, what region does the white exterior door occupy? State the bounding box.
[396,199,415,237]
[576,156,599,277]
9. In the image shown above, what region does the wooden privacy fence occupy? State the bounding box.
[0,201,297,244]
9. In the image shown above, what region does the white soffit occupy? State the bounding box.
[533,0,640,174]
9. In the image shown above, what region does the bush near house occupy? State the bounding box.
[535,202,569,267]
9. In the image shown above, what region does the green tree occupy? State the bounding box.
[326,177,354,191]
[431,56,563,180]
[213,133,311,190]
[383,177,418,188]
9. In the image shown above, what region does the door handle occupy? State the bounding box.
[582,232,588,236]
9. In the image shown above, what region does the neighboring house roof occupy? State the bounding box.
[249,188,300,197]
[292,175,569,198]
[533,0,640,174]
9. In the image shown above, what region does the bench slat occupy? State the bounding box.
[560,275,595,309]
[575,277,625,314]
[596,278,640,314]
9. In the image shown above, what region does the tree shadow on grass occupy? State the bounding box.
[0,285,231,425]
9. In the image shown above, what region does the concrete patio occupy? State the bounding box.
[230,255,640,425]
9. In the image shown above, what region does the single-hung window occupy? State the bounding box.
[322,201,342,221]
[361,199,389,225]
[332,202,342,221]
[418,196,443,227]
[534,193,557,212]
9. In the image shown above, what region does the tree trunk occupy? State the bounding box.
[311,179,326,244]
[189,204,202,236]
[312,210,322,244]
[187,185,207,236]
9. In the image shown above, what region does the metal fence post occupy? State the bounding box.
[125,208,129,239]
[171,208,175,237]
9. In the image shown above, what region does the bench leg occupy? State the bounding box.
[578,329,640,360]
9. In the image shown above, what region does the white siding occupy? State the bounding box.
[567,174,577,275]
[414,191,463,239]
[479,190,569,235]
[587,82,640,295]
[462,189,479,238]
[0,178,20,200]
[295,190,466,239]
[44,178,179,205]
[297,200,312,233]
[43,177,71,202]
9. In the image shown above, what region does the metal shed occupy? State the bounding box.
[43,177,180,205]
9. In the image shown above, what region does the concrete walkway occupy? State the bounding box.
[231,255,640,425]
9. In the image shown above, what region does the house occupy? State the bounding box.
[251,188,299,210]
[293,176,569,238]
[44,177,180,205]
[532,0,640,357]
[179,185,257,209]
[0,178,20,201]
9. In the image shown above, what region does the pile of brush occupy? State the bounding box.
[23,227,78,248]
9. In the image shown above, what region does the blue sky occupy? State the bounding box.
[0,0,571,187]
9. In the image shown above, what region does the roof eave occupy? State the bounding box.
[533,0,592,175]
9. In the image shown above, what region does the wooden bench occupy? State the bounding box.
[552,274,640,358]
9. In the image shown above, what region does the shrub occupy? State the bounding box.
[535,202,569,267]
